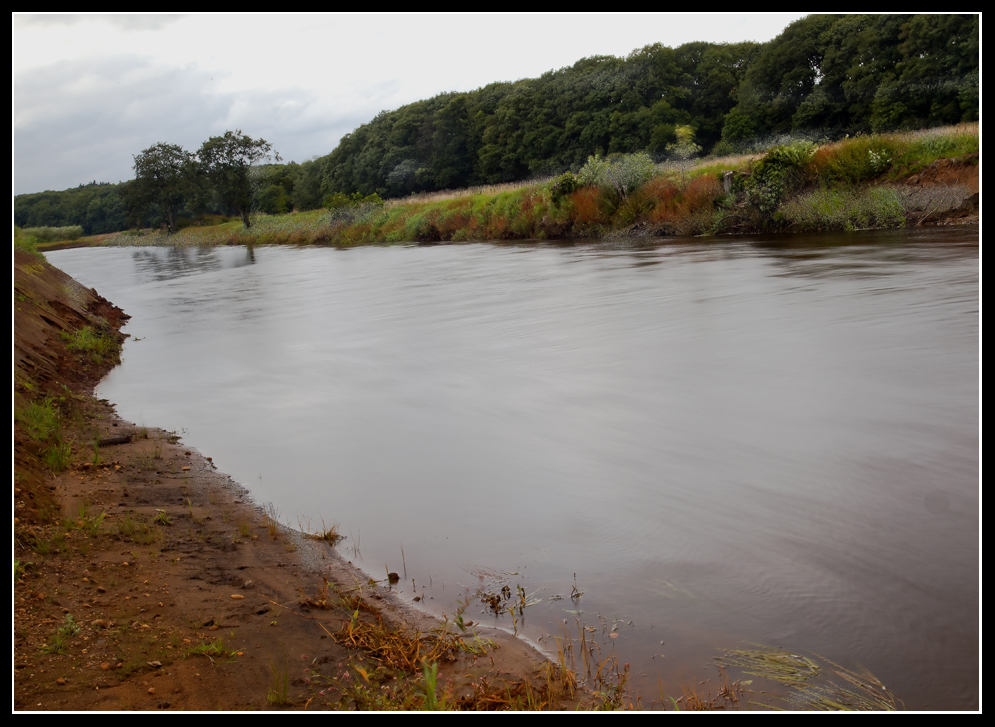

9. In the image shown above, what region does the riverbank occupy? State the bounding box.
[13,249,606,711]
[31,124,978,254]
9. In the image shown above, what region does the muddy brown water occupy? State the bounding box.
[49,228,978,710]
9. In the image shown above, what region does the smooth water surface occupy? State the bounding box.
[49,230,979,709]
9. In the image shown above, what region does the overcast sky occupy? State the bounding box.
[13,13,808,196]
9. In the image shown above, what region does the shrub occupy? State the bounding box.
[741,142,818,215]
[577,152,657,201]
[547,172,578,205]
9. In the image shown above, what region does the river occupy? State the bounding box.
[48,228,979,710]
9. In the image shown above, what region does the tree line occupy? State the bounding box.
[15,131,281,234]
[15,14,977,233]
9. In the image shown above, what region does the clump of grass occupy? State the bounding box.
[268,661,292,706]
[41,613,81,654]
[262,503,281,539]
[420,661,446,711]
[299,514,344,545]
[41,438,72,472]
[14,227,46,259]
[60,326,121,365]
[187,636,236,661]
[75,502,107,536]
[29,529,65,556]
[778,186,906,231]
[153,509,172,526]
[15,559,31,584]
[138,440,162,470]
[15,399,61,442]
[236,515,251,538]
[118,514,160,545]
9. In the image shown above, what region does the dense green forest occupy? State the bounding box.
[15,14,978,234]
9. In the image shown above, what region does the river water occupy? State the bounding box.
[49,228,979,710]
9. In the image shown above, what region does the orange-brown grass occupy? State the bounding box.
[333,610,459,671]
[646,175,722,225]
[570,187,605,225]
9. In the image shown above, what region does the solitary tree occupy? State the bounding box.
[198,130,280,228]
[131,142,197,232]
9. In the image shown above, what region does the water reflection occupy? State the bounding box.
[130,244,258,281]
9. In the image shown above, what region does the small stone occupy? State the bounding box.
[148,687,156,695]
[56,677,66,685]
[101,663,111,670]
[230,594,244,599]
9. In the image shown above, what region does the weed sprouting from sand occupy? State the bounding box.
[41,613,81,654]
[187,636,237,664]
[268,661,292,706]
[298,513,344,545]
[262,502,281,539]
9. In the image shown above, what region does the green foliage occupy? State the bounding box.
[15,183,128,236]
[42,614,81,654]
[42,439,72,472]
[15,559,31,584]
[198,130,280,228]
[13,227,45,259]
[131,142,198,232]
[16,400,61,442]
[15,397,73,472]
[60,326,120,365]
[547,172,578,205]
[723,14,978,145]
[741,141,818,215]
[665,126,702,169]
[420,662,447,711]
[268,661,291,706]
[18,225,83,242]
[778,186,905,231]
[325,192,386,227]
[577,152,657,201]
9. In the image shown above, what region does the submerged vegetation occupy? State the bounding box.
[716,646,903,711]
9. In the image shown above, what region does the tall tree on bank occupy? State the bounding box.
[198,130,280,228]
[131,142,197,232]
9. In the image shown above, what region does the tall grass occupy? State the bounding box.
[778,186,906,231]
[18,225,84,242]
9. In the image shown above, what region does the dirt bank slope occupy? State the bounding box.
[13,251,581,711]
